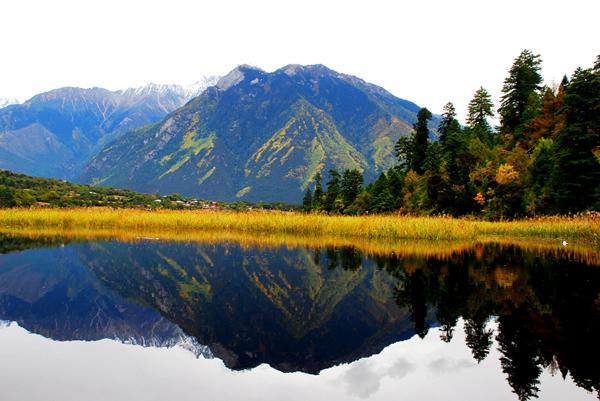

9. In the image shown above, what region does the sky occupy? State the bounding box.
[1,321,590,400]
[1,0,598,122]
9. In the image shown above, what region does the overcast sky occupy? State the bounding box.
[1,0,598,122]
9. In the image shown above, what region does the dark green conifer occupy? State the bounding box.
[340,169,363,207]
[302,188,313,212]
[551,64,600,212]
[323,169,341,212]
[313,172,324,209]
[438,102,459,145]
[498,50,543,136]
[412,108,432,174]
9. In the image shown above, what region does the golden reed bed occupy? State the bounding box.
[0,208,598,263]
[0,207,598,241]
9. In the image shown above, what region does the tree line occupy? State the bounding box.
[303,50,600,218]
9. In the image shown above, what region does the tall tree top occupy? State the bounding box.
[498,49,543,134]
[467,87,494,131]
[412,107,432,174]
[438,102,458,144]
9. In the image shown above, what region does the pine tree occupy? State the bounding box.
[498,50,543,136]
[323,169,341,212]
[438,102,459,145]
[412,107,432,174]
[340,169,363,207]
[423,141,450,212]
[302,188,313,212]
[313,172,324,210]
[467,87,495,133]
[524,138,554,214]
[551,64,600,212]
[368,173,395,213]
[394,135,413,172]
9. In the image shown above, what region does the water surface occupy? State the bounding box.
[0,234,597,400]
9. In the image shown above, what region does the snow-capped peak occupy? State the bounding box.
[182,76,220,99]
[119,76,220,102]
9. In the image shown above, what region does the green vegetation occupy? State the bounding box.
[304,51,600,219]
[0,169,297,210]
[0,169,171,208]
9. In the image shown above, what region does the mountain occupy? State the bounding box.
[81,65,436,202]
[0,78,218,179]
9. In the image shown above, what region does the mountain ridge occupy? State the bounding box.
[0,77,218,179]
[81,64,436,202]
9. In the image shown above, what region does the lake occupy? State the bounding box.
[0,233,598,400]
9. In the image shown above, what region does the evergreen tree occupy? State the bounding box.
[345,191,371,215]
[368,173,395,213]
[438,102,459,145]
[412,107,432,174]
[467,87,494,133]
[313,172,324,210]
[524,138,554,215]
[499,50,543,137]
[302,188,313,212]
[386,168,404,207]
[340,169,363,207]
[394,135,413,172]
[395,107,432,174]
[423,141,450,212]
[443,126,475,215]
[551,64,600,212]
[323,169,341,212]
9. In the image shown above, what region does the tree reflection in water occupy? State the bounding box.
[385,244,600,400]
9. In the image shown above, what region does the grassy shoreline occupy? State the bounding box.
[0,207,598,245]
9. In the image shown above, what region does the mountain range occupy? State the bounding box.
[1,65,435,202]
[0,78,217,178]
[81,65,434,202]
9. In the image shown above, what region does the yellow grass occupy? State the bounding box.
[0,207,598,263]
[0,207,598,242]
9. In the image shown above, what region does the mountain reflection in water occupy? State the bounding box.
[0,234,598,400]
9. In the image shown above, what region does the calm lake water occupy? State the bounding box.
[0,234,598,400]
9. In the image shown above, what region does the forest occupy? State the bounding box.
[303,50,600,219]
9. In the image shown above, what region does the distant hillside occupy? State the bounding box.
[0,79,217,179]
[0,169,295,209]
[0,169,186,208]
[81,65,437,203]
